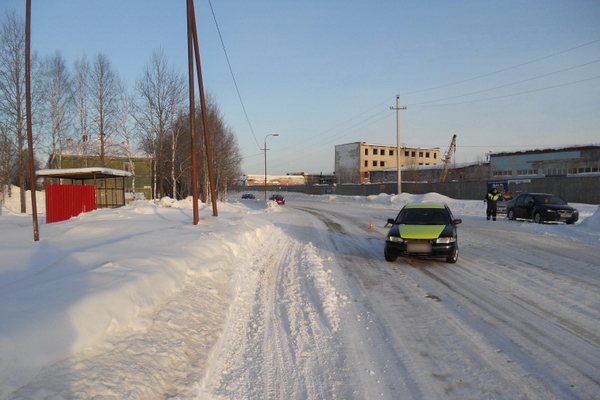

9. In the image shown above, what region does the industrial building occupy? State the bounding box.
[335,142,441,183]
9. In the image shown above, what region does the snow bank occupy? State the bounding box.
[1,185,45,215]
[0,198,277,397]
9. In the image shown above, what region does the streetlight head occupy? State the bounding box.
[273,134,279,137]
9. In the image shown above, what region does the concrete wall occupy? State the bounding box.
[235,175,600,204]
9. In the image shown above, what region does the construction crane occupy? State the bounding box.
[439,134,457,182]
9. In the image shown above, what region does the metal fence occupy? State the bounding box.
[234,175,600,204]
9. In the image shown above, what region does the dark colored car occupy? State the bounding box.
[384,203,462,263]
[241,193,256,199]
[269,194,285,204]
[506,193,578,224]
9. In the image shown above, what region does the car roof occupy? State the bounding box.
[404,203,446,209]
[517,193,555,196]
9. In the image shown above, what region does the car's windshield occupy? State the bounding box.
[533,195,567,205]
[396,208,451,225]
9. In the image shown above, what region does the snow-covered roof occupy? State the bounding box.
[62,137,152,159]
[490,144,600,157]
[36,167,132,179]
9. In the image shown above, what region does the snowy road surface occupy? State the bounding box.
[2,193,599,399]
[201,199,600,400]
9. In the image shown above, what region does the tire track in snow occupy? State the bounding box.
[200,227,352,399]
[288,202,600,399]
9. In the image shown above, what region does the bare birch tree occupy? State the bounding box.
[90,53,119,167]
[135,48,186,199]
[74,55,90,165]
[116,82,137,197]
[0,11,42,212]
[43,51,72,168]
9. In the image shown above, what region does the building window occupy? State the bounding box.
[517,169,536,176]
[411,151,416,157]
[380,161,385,167]
[389,150,394,156]
[365,148,368,155]
[381,149,385,156]
[373,161,378,167]
[404,151,409,157]
[373,149,378,155]
[419,151,423,157]
[434,153,437,159]
[364,160,368,167]
[426,152,430,158]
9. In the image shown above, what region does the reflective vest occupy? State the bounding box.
[487,192,502,202]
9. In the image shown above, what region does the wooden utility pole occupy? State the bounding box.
[25,0,39,241]
[187,0,218,219]
[390,95,406,194]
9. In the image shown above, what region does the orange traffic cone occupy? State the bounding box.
[368,221,374,230]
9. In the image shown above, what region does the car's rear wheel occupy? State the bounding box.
[446,246,459,263]
[384,250,397,262]
[533,212,543,224]
[507,209,516,220]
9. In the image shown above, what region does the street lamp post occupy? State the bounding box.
[263,134,279,201]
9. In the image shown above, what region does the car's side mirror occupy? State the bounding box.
[454,219,462,225]
[385,218,395,227]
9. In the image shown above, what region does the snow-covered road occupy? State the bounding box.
[2,193,599,399]
[201,199,600,399]
[264,203,600,399]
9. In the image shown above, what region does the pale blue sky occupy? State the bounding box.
[3,0,600,175]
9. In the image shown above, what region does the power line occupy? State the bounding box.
[272,38,600,166]
[401,38,600,96]
[408,59,600,107]
[412,75,600,107]
[207,0,261,151]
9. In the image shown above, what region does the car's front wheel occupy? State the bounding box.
[384,250,397,262]
[507,209,516,220]
[533,212,543,224]
[446,246,459,263]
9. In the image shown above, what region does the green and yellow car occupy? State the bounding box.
[384,203,462,263]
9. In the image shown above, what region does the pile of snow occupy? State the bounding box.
[0,197,282,397]
[1,185,45,215]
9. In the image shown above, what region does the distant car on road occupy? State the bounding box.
[505,193,578,224]
[269,194,285,205]
[384,203,462,263]
[241,193,256,200]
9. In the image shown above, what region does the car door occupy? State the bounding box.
[512,194,529,219]
[520,194,535,219]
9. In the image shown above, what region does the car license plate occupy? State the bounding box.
[407,242,432,253]
[560,212,571,218]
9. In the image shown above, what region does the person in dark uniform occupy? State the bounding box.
[484,188,503,221]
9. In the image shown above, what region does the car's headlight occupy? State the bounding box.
[387,236,404,243]
[435,237,456,244]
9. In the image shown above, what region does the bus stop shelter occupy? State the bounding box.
[36,167,132,223]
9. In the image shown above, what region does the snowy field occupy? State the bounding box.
[1,189,599,399]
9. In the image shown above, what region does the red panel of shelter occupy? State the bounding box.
[45,184,97,223]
